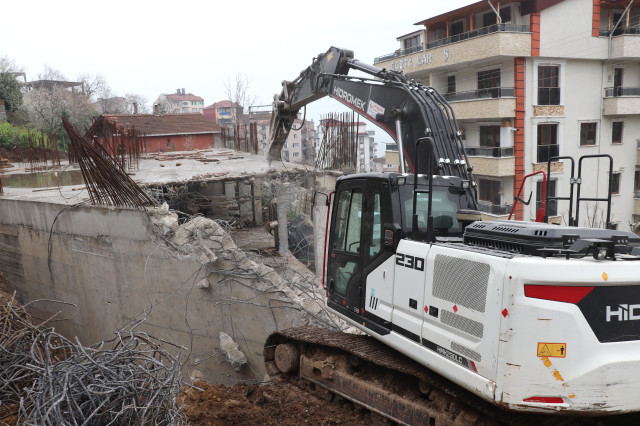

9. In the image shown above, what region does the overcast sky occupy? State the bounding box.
[2,0,476,145]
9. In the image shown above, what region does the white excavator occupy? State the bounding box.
[264,47,640,425]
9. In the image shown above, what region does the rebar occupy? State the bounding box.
[62,118,155,209]
[0,296,187,425]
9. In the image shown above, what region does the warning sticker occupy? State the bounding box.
[537,342,567,358]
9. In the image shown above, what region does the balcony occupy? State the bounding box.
[466,151,515,177]
[477,202,513,216]
[445,88,516,120]
[465,146,514,158]
[600,28,640,59]
[374,25,531,74]
[603,87,640,116]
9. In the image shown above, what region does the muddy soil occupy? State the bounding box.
[181,380,373,425]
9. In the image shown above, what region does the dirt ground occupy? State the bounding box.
[181,380,373,425]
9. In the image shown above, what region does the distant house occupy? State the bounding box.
[203,100,243,126]
[87,114,222,153]
[154,89,205,114]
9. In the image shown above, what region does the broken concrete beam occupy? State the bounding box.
[220,331,247,372]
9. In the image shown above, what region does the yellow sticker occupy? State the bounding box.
[327,51,334,62]
[602,272,608,281]
[537,342,567,358]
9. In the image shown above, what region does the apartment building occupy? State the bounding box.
[375,0,640,231]
[155,89,205,114]
[203,100,243,126]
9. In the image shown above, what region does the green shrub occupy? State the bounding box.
[0,123,49,149]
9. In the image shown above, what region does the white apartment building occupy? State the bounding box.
[375,0,640,231]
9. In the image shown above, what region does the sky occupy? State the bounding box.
[1,0,477,150]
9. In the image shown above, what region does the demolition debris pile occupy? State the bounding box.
[0,294,187,425]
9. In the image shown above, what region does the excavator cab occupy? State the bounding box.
[325,173,471,326]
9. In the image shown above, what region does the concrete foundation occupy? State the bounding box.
[0,197,342,385]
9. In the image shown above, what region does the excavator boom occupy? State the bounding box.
[268,46,477,206]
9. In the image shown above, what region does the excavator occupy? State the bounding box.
[264,47,640,425]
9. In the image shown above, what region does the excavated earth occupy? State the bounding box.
[180,380,372,425]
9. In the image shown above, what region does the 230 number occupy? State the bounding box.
[396,253,425,271]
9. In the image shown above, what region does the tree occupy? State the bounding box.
[0,55,25,117]
[77,72,107,100]
[224,73,258,114]
[124,93,150,114]
[21,83,93,148]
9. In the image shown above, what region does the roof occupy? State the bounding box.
[166,93,204,102]
[413,0,562,27]
[207,100,241,109]
[91,114,221,137]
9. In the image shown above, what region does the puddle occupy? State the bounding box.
[0,170,84,188]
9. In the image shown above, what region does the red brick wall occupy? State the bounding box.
[144,134,216,153]
[513,57,526,220]
[530,13,541,56]
[592,0,601,37]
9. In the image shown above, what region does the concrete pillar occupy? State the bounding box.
[252,181,263,225]
[238,181,252,221]
[224,181,235,200]
[276,184,290,254]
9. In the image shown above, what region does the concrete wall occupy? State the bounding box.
[0,198,335,385]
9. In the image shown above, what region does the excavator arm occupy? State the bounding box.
[268,47,477,203]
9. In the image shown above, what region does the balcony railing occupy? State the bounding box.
[635,190,640,198]
[600,27,640,37]
[465,146,514,158]
[374,24,530,64]
[604,87,640,97]
[444,87,514,102]
[536,144,559,163]
[477,202,513,215]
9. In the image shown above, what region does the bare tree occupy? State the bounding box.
[22,85,92,139]
[37,65,67,81]
[224,73,258,114]
[78,72,107,100]
[124,93,150,114]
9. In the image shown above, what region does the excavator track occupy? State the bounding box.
[264,326,640,426]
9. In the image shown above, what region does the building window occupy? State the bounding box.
[478,179,501,205]
[612,121,623,144]
[293,134,297,138]
[500,6,511,22]
[537,124,558,162]
[447,75,456,94]
[293,152,300,158]
[192,108,197,112]
[611,172,621,195]
[450,19,464,36]
[478,69,500,90]
[537,179,557,216]
[480,126,500,147]
[403,35,420,50]
[634,169,640,197]
[538,66,560,105]
[580,122,597,146]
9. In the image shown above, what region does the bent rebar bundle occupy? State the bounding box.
[0,297,187,425]
[62,118,154,208]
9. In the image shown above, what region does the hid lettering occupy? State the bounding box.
[606,304,640,322]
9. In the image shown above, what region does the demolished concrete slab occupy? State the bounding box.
[0,148,350,385]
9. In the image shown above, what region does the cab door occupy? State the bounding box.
[326,178,390,318]
[326,179,365,315]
